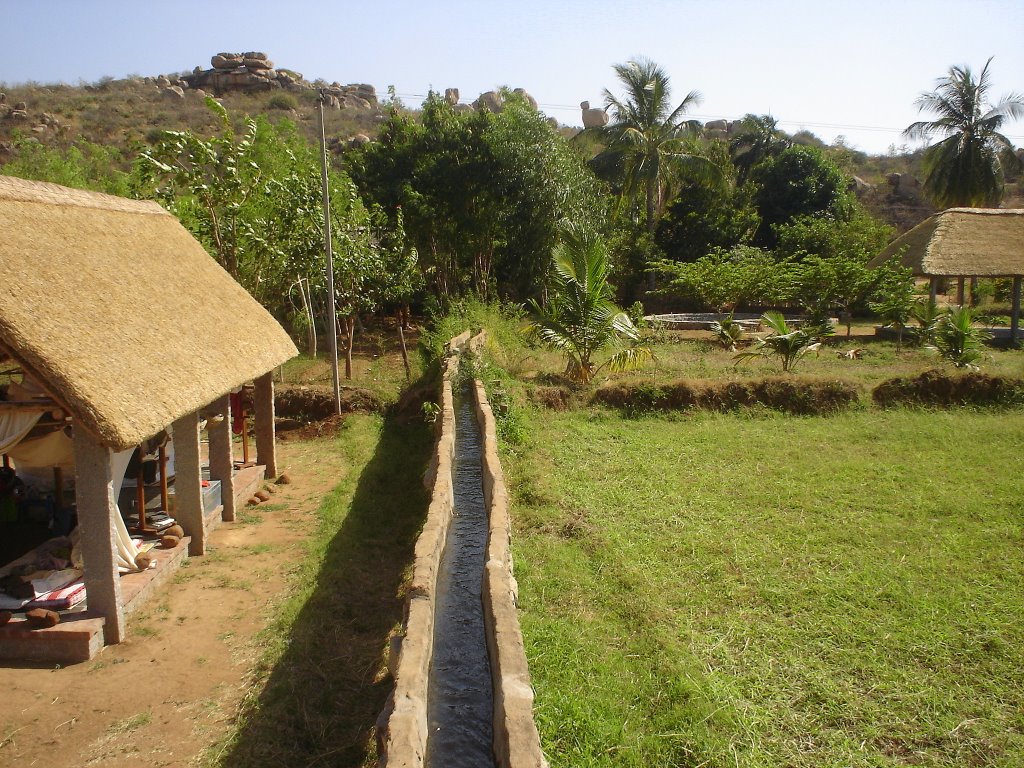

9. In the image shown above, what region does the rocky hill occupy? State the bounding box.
[1,51,1019,230]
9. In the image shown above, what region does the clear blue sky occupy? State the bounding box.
[3,0,1022,155]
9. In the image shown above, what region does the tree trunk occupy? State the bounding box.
[397,316,411,380]
[344,316,355,380]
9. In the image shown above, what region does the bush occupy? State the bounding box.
[872,370,1024,408]
[268,93,298,111]
[592,377,860,416]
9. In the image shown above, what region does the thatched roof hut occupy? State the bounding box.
[867,208,1024,276]
[0,175,297,653]
[0,175,297,450]
[868,207,1023,344]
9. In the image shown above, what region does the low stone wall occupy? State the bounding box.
[377,332,466,766]
[472,372,547,768]
[377,329,544,767]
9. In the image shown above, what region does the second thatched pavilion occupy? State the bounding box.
[868,207,1024,344]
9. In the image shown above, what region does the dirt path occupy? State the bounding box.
[0,437,347,768]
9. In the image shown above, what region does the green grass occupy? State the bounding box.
[508,407,1024,767]
[208,413,431,768]
[524,326,1024,393]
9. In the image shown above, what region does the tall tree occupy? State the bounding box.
[596,58,715,236]
[728,114,791,186]
[904,58,1024,208]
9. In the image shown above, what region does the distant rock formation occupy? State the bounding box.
[580,101,608,129]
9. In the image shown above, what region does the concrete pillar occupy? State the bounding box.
[1011,276,1022,347]
[172,411,205,555]
[254,372,278,479]
[72,428,125,644]
[208,394,236,522]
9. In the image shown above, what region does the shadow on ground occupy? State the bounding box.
[218,416,432,768]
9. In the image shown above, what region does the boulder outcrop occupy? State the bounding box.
[580,101,609,129]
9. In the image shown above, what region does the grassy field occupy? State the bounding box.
[506,406,1024,767]
[511,323,1024,395]
[210,414,432,768]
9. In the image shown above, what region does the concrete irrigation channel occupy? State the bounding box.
[375,331,546,768]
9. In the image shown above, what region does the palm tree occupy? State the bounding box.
[527,225,652,384]
[904,58,1024,208]
[728,114,791,185]
[596,58,715,235]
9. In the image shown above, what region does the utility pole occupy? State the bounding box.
[318,89,342,415]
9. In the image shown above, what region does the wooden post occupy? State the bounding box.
[253,372,278,479]
[398,321,411,380]
[929,277,938,303]
[240,395,251,466]
[158,443,170,512]
[53,467,63,514]
[134,458,152,534]
[1011,276,1022,348]
[172,411,205,555]
[72,428,125,644]
[957,277,965,306]
[208,394,236,522]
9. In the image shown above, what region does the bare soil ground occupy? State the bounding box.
[0,437,346,767]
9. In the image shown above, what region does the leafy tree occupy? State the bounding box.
[527,226,651,384]
[136,97,268,285]
[348,94,601,302]
[655,245,793,313]
[655,143,759,264]
[751,145,853,247]
[869,263,916,351]
[774,211,892,264]
[729,114,791,186]
[794,255,876,337]
[904,58,1024,208]
[734,312,820,372]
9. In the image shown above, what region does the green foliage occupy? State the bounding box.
[728,113,791,186]
[527,226,652,383]
[794,254,876,336]
[751,145,853,247]
[774,211,893,263]
[909,297,942,346]
[348,94,602,302]
[654,167,759,263]
[267,93,298,111]
[905,58,1024,208]
[734,311,821,372]
[710,312,744,351]
[593,58,715,235]
[655,245,793,312]
[931,306,992,369]
[869,263,917,351]
[1,134,131,195]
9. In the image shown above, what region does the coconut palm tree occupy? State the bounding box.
[527,225,652,384]
[596,58,715,235]
[904,58,1024,208]
[729,113,791,185]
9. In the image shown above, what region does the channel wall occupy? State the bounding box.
[376,330,545,768]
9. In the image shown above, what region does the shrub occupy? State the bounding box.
[872,370,1024,408]
[268,93,298,111]
[592,377,860,416]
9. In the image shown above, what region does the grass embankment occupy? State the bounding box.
[507,408,1024,767]
[208,413,432,768]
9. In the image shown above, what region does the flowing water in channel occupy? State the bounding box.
[425,389,496,768]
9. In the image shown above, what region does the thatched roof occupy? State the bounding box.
[0,175,297,450]
[868,208,1024,277]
